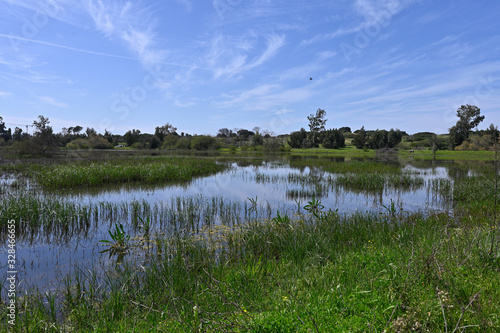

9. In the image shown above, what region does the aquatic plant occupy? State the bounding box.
[100,223,130,258]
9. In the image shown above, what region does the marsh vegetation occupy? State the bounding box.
[0,151,499,332]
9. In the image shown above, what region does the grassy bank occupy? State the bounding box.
[3,204,499,332]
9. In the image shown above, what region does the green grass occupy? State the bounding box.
[290,145,376,156]
[3,203,499,332]
[2,153,499,332]
[27,156,227,189]
[401,149,496,161]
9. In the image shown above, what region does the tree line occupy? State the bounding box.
[0,104,498,157]
[288,105,498,151]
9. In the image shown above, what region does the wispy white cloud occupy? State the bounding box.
[86,0,133,37]
[209,33,285,78]
[0,91,12,98]
[216,83,315,111]
[303,0,418,46]
[174,99,196,108]
[0,33,137,61]
[245,34,285,70]
[38,96,68,108]
[301,26,362,46]
[85,0,167,67]
[8,70,69,84]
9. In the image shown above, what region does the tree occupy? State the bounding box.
[387,128,404,148]
[367,129,388,149]
[236,129,254,140]
[73,126,83,135]
[12,127,23,141]
[103,129,114,143]
[86,127,97,137]
[217,128,235,138]
[352,126,367,149]
[0,117,11,142]
[448,104,485,148]
[155,123,177,142]
[322,129,345,149]
[307,108,327,147]
[124,129,141,147]
[288,128,309,148]
[486,123,499,144]
[149,135,162,149]
[252,132,264,146]
[30,115,58,156]
[33,115,51,133]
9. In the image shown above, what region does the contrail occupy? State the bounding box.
[0,33,215,71]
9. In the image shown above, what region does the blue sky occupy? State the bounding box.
[1,0,499,136]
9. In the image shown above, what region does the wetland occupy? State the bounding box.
[0,150,499,332]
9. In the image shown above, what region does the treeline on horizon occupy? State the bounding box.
[1,104,498,157]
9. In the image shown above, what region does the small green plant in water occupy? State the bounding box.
[381,199,397,216]
[272,211,290,225]
[248,196,258,214]
[304,197,325,217]
[138,216,151,237]
[100,222,131,256]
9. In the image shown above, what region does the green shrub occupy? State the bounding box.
[191,136,220,150]
[66,138,91,150]
[175,137,191,149]
[161,134,179,149]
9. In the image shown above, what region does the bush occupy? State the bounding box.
[454,134,494,151]
[66,138,91,150]
[190,136,220,150]
[161,134,179,149]
[175,137,191,149]
[288,128,310,148]
[88,136,113,149]
[322,129,345,149]
[264,138,285,151]
[66,137,113,150]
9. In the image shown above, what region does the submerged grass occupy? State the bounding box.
[1,154,499,331]
[290,158,402,175]
[3,204,499,332]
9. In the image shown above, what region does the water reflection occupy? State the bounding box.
[0,155,489,292]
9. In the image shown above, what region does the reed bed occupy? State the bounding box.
[29,156,227,189]
[4,206,499,332]
[289,159,402,174]
[0,192,97,243]
[427,178,454,204]
[2,155,498,331]
[0,192,279,244]
[257,171,426,193]
[453,175,499,215]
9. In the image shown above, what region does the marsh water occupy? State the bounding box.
[0,154,487,293]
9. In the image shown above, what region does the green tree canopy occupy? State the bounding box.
[288,128,309,148]
[352,126,367,149]
[448,104,485,148]
[155,123,177,141]
[322,129,345,149]
[307,108,327,147]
